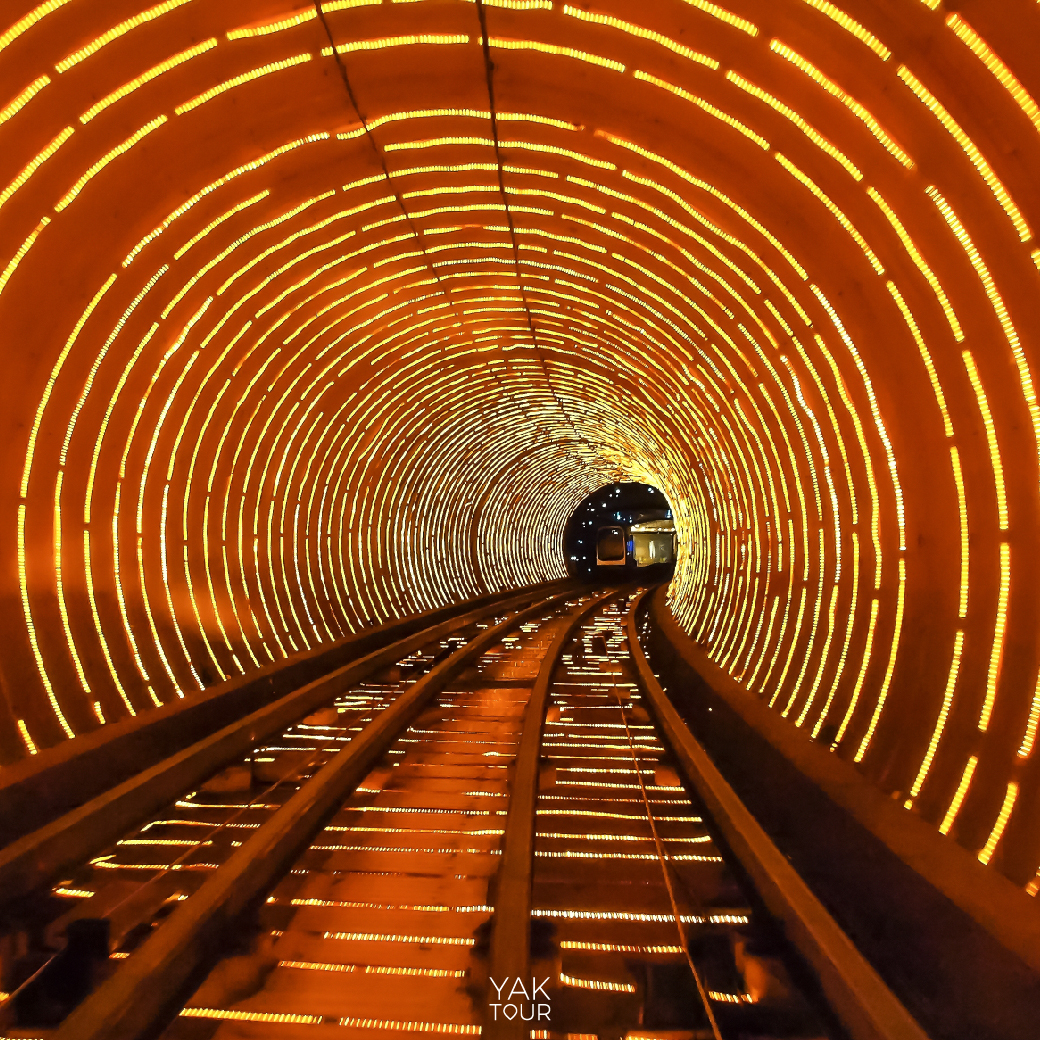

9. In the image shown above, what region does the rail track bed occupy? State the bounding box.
[2,589,924,1040]
[39,626,486,919]
[168,607,574,1038]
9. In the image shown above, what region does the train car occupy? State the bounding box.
[629,518,678,568]
[595,525,628,567]
[595,516,676,570]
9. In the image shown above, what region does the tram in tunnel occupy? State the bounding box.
[595,519,677,569]
[1,0,1040,1037]
[566,481,678,578]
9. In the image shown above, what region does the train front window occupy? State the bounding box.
[597,527,626,561]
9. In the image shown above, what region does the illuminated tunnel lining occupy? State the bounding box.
[0,0,1039,890]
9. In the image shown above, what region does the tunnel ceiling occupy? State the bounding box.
[2,0,1040,884]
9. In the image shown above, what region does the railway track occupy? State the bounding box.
[1,588,927,1040]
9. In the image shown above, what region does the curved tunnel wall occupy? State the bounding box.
[1,0,1039,888]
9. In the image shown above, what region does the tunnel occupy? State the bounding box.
[1,1,1039,1037]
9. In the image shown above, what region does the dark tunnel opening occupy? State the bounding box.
[562,481,677,580]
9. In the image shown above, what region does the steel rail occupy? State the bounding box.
[625,590,931,1040]
[484,588,621,1040]
[53,588,582,1040]
[0,585,564,911]
[609,683,723,1039]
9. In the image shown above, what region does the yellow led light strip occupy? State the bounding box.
[0,126,74,215]
[867,188,962,342]
[385,136,494,152]
[176,54,312,114]
[174,191,270,260]
[61,267,167,711]
[488,37,625,72]
[708,990,753,1004]
[338,1018,480,1034]
[1019,671,1040,758]
[0,0,72,57]
[114,301,210,695]
[0,74,50,126]
[811,532,859,738]
[531,907,725,921]
[0,217,50,297]
[559,971,636,993]
[21,497,72,730]
[636,71,770,150]
[798,0,890,60]
[227,9,318,38]
[506,140,616,170]
[55,117,167,212]
[80,39,218,122]
[21,272,117,498]
[123,133,329,265]
[363,108,578,133]
[530,1034,596,1040]
[17,719,39,754]
[977,781,1017,865]
[180,1008,320,1024]
[775,154,883,274]
[387,137,616,172]
[950,447,969,619]
[85,519,138,716]
[947,15,1040,138]
[681,0,758,36]
[280,961,464,978]
[726,71,861,178]
[906,631,963,802]
[460,0,552,8]
[978,542,1010,734]
[899,65,1031,242]
[214,192,344,297]
[324,930,474,945]
[561,940,682,953]
[832,599,878,747]
[939,755,977,835]
[84,304,162,526]
[962,352,1008,531]
[885,281,952,437]
[562,7,720,68]
[323,34,469,56]
[56,0,197,70]
[770,42,913,168]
